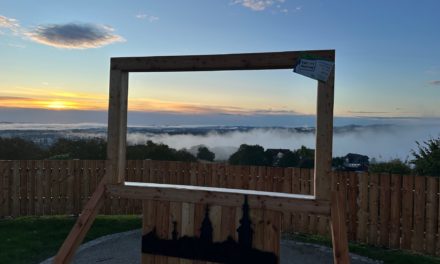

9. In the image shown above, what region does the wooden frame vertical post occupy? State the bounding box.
[314,65,334,200]
[53,69,129,264]
[107,69,129,184]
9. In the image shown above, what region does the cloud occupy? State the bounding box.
[232,0,286,11]
[429,80,440,86]
[0,15,21,34]
[0,15,19,29]
[135,13,159,22]
[25,23,124,49]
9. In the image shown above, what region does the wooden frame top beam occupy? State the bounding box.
[107,182,331,215]
[111,50,335,72]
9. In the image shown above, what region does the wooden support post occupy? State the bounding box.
[330,191,350,264]
[53,177,106,264]
[314,69,335,200]
[107,69,129,184]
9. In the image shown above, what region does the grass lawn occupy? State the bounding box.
[2,216,440,264]
[285,233,440,264]
[0,215,141,264]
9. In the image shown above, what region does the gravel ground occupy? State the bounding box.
[41,230,382,264]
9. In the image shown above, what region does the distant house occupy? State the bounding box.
[343,153,369,172]
[265,149,291,166]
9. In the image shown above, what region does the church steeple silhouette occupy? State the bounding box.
[142,195,277,263]
[200,205,213,243]
[237,195,253,248]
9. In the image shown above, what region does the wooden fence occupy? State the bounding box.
[0,160,439,256]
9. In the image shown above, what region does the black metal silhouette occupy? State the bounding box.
[142,195,277,263]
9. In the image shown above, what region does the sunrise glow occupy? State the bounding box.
[46,101,69,109]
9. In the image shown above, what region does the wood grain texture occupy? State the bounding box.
[389,174,402,249]
[111,50,335,72]
[107,183,330,215]
[412,176,426,252]
[314,69,335,200]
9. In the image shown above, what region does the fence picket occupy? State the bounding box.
[413,176,426,252]
[379,173,391,247]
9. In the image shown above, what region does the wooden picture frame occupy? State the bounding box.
[54,50,350,264]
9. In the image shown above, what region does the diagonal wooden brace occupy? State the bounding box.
[53,177,106,264]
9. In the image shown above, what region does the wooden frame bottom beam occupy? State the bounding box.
[107,182,331,215]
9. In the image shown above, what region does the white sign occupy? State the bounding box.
[293,59,334,82]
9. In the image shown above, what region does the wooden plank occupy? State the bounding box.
[28,160,36,216]
[35,160,44,216]
[134,160,144,214]
[220,206,236,241]
[53,178,106,264]
[256,166,266,191]
[248,166,258,191]
[337,172,348,239]
[180,202,195,264]
[412,176,426,252]
[60,160,68,215]
[347,172,358,241]
[83,160,91,213]
[299,169,310,233]
[142,200,157,264]
[330,191,350,264]
[20,160,27,216]
[210,205,222,242]
[168,201,182,264]
[401,175,414,249]
[357,172,369,243]
[43,160,51,216]
[389,174,402,249]
[425,176,438,255]
[11,160,20,217]
[66,160,75,215]
[291,167,301,232]
[314,70,335,200]
[52,160,61,215]
[368,173,379,245]
[107,183,331,215]
[379,173,391,247]
[107,69,129,184]
[111,50,335,72]
[251,207,264,251]
[73,160,81,215]
[155,200,170,264]
[0,161,9,217]
[263,210,281,262]
[282,168,293,232]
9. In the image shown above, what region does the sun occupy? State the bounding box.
[46,101,70,109]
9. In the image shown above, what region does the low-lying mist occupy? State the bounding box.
[125,125,440,161]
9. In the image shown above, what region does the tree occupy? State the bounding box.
[197,146,215,161]
[411,137,440,176]
[175,149,197,162]
[294,146,315,168]
[332,156,345,170]
[48,138,106,160]
[126,140,197,162]
[369,159,411,174]
[277,150,300,167]
[228,144,268,166]
[0,137,45,160]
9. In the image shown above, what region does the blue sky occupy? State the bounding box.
[1,0,440,125]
